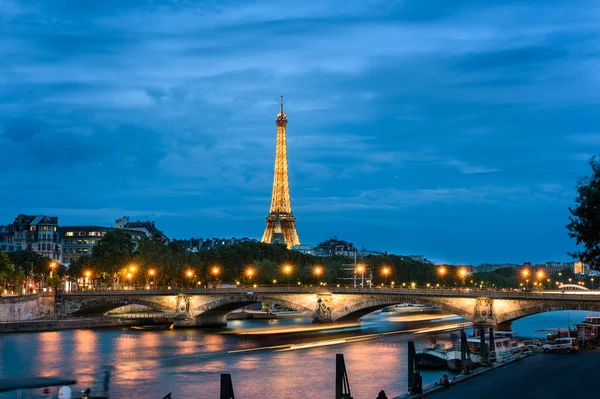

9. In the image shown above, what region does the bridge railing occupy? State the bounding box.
[53,286,600,301]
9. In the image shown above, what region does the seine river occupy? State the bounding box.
[0,310,590,399]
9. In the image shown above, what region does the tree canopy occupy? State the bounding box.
[567,156,600,268]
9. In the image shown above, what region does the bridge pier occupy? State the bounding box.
[172,314,228,328]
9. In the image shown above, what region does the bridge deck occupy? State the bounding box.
[56,287,600,302]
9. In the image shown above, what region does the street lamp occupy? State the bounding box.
[246,268,255,284]
[85,271,91,290]
[186,270,194,288]
[356,265,365,287]
[126,272,132,289]
[314,266,322,285]
[212,266,220,284]
[283,265,292,287]
[459,268,467,286]
[382,267,390,287]
[148,269,155,288]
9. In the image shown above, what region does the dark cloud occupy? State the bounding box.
[0,0,598,263]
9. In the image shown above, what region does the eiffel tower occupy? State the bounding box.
[261,96,301,248]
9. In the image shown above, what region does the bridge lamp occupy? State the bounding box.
[536,271,544,279]
[426,283,430,288]
[459,269,467,286]
[314,266,323,284]
[356,264,365,287]
[283,265,292,286]
[382,267,390,287]
[273,279,277,284]
[246,268,255,284]
[410,282,416,288]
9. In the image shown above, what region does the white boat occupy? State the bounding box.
[446,334,515,370]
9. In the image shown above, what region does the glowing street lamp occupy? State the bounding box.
[84,270,91,290]
[126,272,132,289]
[382,267,390,287]
[148,269,156,288]
[356,264,365,287]
[314,266,323,285]
[283,265,292,286]
[459,268,467,286]
[212,266,220,282]
[246,268,255,284]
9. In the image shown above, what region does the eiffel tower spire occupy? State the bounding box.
[261,96,300,248]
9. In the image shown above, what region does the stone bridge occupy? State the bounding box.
[55,287,600,329]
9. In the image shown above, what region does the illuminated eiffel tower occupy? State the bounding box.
[261,96,300,248]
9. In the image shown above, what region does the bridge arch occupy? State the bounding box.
[331,295,474,323]
[495,300,600,324]
[192,294,316,320]
[68,297,171,316]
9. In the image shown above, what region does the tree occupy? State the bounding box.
[91,229,136,288]
[567,156,600,268]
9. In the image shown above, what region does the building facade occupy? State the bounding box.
[6,215,61,261]
[313,237,356,257]
[59,226,148,266]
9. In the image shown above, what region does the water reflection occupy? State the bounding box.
[0,311,587,399]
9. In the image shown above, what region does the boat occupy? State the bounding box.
[575,314,600,346]
[416,346,448,369]
[446,334,515,370]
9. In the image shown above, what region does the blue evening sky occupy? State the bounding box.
[1,0,599,264]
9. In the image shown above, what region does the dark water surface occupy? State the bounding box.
[0,310,592,399]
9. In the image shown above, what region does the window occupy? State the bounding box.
[30,226,36,231]
[66,232,74,237]
[83,248,88,253]
[37,244,40,250]
[83,240,89,245]
[77,240,83,245]
[54,227,56,232]
[76,248,82,254]
[91,240,96,244]
[43,225,47,231]
[42,244,46,251]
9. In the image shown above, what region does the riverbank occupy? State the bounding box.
[0,317,126,333]
[405,349,599,399]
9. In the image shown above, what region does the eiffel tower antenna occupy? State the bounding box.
[261,96,300,248]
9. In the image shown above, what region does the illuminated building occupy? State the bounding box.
[261,96,301,248]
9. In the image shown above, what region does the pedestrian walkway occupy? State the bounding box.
[431,349,598,399]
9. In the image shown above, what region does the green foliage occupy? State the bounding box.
[0,250,17,282]
[90,229,136,287]
[568,156,600,267]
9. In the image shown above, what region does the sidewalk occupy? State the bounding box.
[429,349,598,399]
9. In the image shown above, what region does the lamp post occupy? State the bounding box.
[148,269,155,289]
[85,271,91,290]
[459,268,467,287]
[438,266,446,286]
[314,266,322,285]
[536,271,544,290]
[49,262,57,279]
[591,278,595,290]
[212,266,220,287]
[382,267,390,288]
[126,272,132,289]
[522,269,530,288]
[356,265,365,287]
[186,270,194,288]
[283,265,292,287]
[246,268,254,285]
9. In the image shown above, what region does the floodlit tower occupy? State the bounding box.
[261,96,301,248]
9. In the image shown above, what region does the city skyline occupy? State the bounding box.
[1,1,599,264]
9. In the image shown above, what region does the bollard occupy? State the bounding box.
[335,354,353,399]
[460,330,472,374]
[220,374,235,399]
[407,341,422,394]
[488,328,495,364]
[479,327,487,366]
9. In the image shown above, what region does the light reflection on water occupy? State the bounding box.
[0,310,589,399]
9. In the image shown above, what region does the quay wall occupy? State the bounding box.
[0,293,55,322]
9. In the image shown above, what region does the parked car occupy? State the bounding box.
[542,337,579,353]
